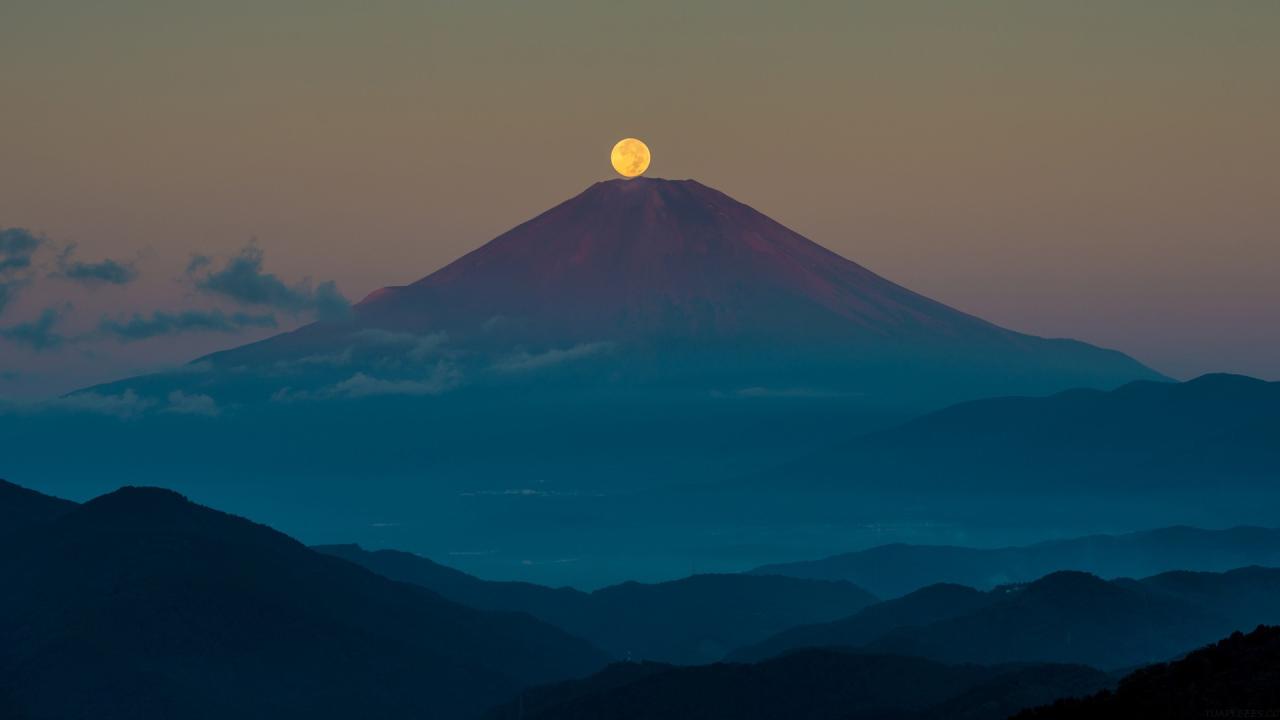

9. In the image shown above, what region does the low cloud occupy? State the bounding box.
[351,329,448,361]
[99,309,277,342]
[0,228,43,273]
[190,245,350,320]
[0,308,65,350]
[494,342,613,372]
[0,228,45,316]
[272,362,462,402]
[56,245,138,285]
[164,390,220,416]
[44,389,155,418]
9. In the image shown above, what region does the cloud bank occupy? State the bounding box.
[99,309,278,342]
[0,307,65,350]
[0,228,44,316]
[189,245,350,320]
[57,245,139,285]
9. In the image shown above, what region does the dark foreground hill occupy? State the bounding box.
[0,485,607,720]
[1015,625,1280,720]
[317,543,876,665]
[482,649,1112,720]
[751,523,1280,598]
[733,568,1280,669]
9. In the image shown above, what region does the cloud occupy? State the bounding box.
[351,329,448,361]
[326,370,460,398]
[0,228,43,273]
[272,362,461,402]
[0,283,17,316]
[718,387,866,399]
[0,308,65,350]
[190,244,350,320]
[0,227,45,316]
[99,309,277,342]
[56,244,138,285]
[164,390,220,416]
[494,342,613,372]
[44,389,155,418]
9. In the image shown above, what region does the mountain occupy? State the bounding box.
[0,484,608,720]
[864,571,1214,669]
[750,524,1280,597]
[173,177,1157,406]
[481,649,1112,720]
[316,543,876,665]
[1015,625,1280,719]
[0,478,76,534]
[770,373,1280,493]
[729,583,993,662]
[730,568,1280,669]
[0,178,1168,588]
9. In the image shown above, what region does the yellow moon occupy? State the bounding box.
[610,138,651,178]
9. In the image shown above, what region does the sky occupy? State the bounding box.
[1,1,1278,398]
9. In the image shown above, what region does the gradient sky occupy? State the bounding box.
[1,1,1278,397]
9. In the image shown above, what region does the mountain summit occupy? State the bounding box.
[361,178,1020,343]
[193,177,1159,406]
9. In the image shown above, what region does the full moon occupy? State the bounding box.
[610,138,651,178]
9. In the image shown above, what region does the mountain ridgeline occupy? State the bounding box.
[0,483,606,720]
[767,373,1280,493]
[751,522,1280,597]
[316,543,876,665]
[732,567,1280,669]
[3,480,1279,719]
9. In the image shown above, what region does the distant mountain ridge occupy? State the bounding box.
[766,373,1280,492]
[316,543,876,665]
[751,522,1280,597]
[733,567,1280,669]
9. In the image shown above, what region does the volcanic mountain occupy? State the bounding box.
[119,177,1159,409]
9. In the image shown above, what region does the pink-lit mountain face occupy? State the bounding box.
[161,177,1160,408]
[357,178,1009,345]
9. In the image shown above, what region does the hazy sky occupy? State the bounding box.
[1,1,1277,397]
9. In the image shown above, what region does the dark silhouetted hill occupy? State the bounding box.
[752,523,1280,597]
[0,485,607,720]
[1015,625,1280,720]
[316,543,876,665]
[0,479,76,534]
[482,649,1112,720]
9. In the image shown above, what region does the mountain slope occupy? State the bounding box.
[773,373,1280,492]
[481,650,1112,720]
[1015,625,1280,719]
[751,523,1280,597]
[316,543,876,665]
[0,486,607,720]
[96,178,1160,408]
[729,583,993,662]
[731,568,1280,669]
[0,478,77,534]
